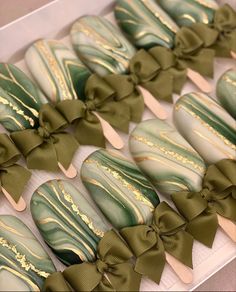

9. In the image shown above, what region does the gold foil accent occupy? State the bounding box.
[132,134,205,171]
[180,14,197,23]
[193,0,218,9]
[0,237,49,278]
[35,41,74,100]
[58,181,105,238]
[175,99,236,151]
[85,158,154,211]
[223,75,236,87]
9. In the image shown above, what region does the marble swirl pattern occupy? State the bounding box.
[81,149,160,230]
[217,69,236,119]
[0,215,55,292]
[115,0,179,49]
[129,119,206,196]
[70,15,136,76]
[0,63,46,132]
[25,39,91,102]
[173,92,236,164]
[157,0,218,27]
[31,179,110,266]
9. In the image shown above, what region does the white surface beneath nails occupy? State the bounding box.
[0,0,236,291]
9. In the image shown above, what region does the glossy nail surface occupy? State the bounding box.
[173,92,236,164]
[129,119,206,195]
[81,149,160,229]
[31,179,109,266]
[0,215,55,291]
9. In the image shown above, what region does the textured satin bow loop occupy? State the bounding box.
[57,74,130,147]
[172,159,236,247]
[120,202,193,284]
[211,4,236,57]
[173,27,215,78]
[104,74,144,123]
[10,103,78,172]
[43,230,141,292]
[129,49,174,102]
[0,133,31,202]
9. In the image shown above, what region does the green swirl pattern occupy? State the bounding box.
[70,15,136,76]
[157,0,218,27]
[129,119,206,195]
[115,0,179,49]
[31,180,109,266]
[0,215,55,291]
[174,92,236,164]
[217,69,236,119]
[25,39,91,102]
[0,63,46,131]
[81,149,160,230]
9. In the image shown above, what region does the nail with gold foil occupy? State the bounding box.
[31,179,141,292]
[115,0,214,93]
[0,215,56,291]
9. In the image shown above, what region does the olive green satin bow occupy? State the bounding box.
[120,202,193,284]
[57,74,130,147]
[0,133,31,202]
[172,159,236,248]
[191,4,236,58]
[149,27,214,94]
[10,104,78,172]
[43,230,141,292]
[129,49,174,102]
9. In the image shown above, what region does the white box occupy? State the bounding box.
[0,1,235,291]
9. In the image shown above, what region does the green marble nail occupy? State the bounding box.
[70,15,136,76]
[0,63,46,132]
[115,0,179,49]
[31,179,110,266]
[0,215,55,292]
[217,69,236,119]
[25,39,91,102]
[157,0,218,27]
[129,119,206,195]
[173,92,236,164]
[81,149,160,230]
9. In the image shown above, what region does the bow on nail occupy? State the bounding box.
[149,27,214,94]
[172,159,236,248]
[191,4,236,58]
[120,202,193,284]
[10,104,78,172]
[0,133,31,202]
[56,74,130,147]
[43,230,141,292]
[128,49,174,102]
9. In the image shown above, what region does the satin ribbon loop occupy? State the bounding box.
[172,159,236,247]
[11,103,78,171]
[121,202,193,284]
[0,133,31,202]
[213,4,236,33]
[43,230,141,292]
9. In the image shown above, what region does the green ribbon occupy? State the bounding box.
[0,133,31,202]
[172,159,236,248]
[191,4,236,58]
[43,230,141,292]
[129,26,215,97]
[120,202,193,284]
[129,49,174,102]
[56,74,131,147]
[10,104,78,172]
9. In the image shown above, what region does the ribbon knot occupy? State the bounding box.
[120,202,193,284]
[85,99,97,111]
[172,159,236,247]
[56,74,131,147]
[11,103,78,172]
[0,133,31,203]
[43,230,141,292]
[96,259,108,274]
[37,126,51,139]
[128,73,139,85]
